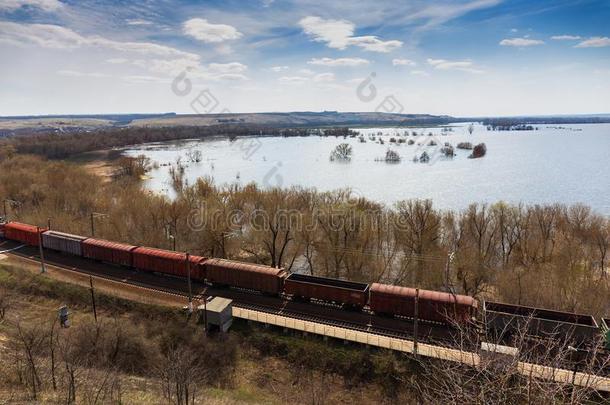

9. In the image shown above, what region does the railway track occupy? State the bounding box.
[0,239,462,346]
[2,238,609,381]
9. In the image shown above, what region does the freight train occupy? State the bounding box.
[1,221,609,350]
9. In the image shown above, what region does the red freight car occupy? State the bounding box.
[132,247,206,281]
[204,258,286,295]
[3,222,47,246]
[369,283,478,324]
[82,238,138,267]
[284,273,370,309]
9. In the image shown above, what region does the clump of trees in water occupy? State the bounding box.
[469,143,487,159]
[330,143,353,161]
[1,154,607,318]
[385,149,400,162]
[457,142,473,150]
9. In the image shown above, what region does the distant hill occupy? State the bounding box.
[1,111,609,136]
[128,111,454,128]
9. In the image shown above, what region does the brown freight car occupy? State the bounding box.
[82,238,138,267]
[369,283,478,324]
[132,247,206,281]
[284,273,370,309]
[204,258,286,295]
[3,222,47,246]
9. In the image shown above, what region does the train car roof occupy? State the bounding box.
[205,258,285,276]
[371,283,478,308]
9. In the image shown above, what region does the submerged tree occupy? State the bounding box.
[329,143,353,162]
[469,143,487,159]
[385,149,401,163]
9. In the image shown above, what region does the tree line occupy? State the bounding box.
[0,126,356,160]
[0,154,608,318]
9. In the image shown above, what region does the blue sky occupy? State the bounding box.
[0,0,609,116]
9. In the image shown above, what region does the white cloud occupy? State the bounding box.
[278,76,309,84]
[126,19,153,26]
[499,37,545,47]
[427,58,484,74]
[208,62,248,74]
[297,68,315,76]
[345,77,366,84]
[215,73,249,81]
[551,35,581,41]
[411,70,430,76]
[299,16,402,53]
[147,58,200,76]
[57,70,110,78]
[106,58,128,64]
[183,18,242,43]
[278,72,335,85]
[0,21,199,60]
[392,58,416,67]
[0,0,62,12]
[313,72,335,82]
[271,65,289,72]
[575,36,610,48]
[407,0,501,29]
[298,16,354,49]
[308,57,369,67]
[122,75,170,84]
[346,36,402,53]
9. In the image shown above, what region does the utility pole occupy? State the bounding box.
[90,212,108,237]
[413,288,419,357]
[89,276,97,323]
[444,251,455,293]
[37,226,46,273]
[169,235,176,251]
[185,252,193,313]
[47,218,52,230]
[203,294,208,331]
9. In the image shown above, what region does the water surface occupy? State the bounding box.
[123,123,610,214]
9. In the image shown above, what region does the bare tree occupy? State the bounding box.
[156,346,209,405]
[414,317,610,405]
[11,320,45,399]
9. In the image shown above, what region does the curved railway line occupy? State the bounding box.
[0,239,464,347]
[1,237,610,393]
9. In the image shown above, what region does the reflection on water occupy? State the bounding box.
[123,123,610,214]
